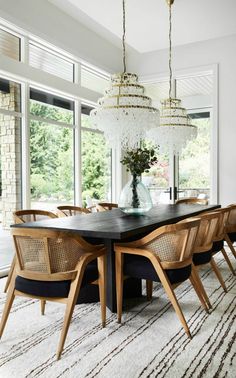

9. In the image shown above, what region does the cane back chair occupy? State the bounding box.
[57,205,90,217]
[114,219,207,338]
[0,227,106,360]
[4,209,58,295]
[176,197,208,205]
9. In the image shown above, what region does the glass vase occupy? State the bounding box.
[118,174,153,215]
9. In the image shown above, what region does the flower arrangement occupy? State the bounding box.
[120,147,158,209]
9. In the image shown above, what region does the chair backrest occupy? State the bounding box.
[213,208,230,241]
[57,206,90,217]
[13,209,57,224]
[11,227,96,281]
[176,197,208,205]
[189,211,220,253]
[96,202,118,212]
[123,219,200,264]
[226,204,236,233]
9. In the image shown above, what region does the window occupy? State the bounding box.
[81,65,109,94]
[29,88,75,209]
[81,107,112,205]
[29,42,74,82]
[0,27,20,61]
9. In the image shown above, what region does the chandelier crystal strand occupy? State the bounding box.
[90,0,159,149]
[147,0,197,155]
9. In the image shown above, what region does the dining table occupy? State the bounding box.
[13,203,220,312]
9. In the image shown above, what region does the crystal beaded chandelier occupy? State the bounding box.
[90,0,159,149]
[148,0,197,154]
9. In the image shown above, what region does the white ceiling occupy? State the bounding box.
[48,0,236,53]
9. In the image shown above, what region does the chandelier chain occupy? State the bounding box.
[122,0,126,73]
[168,2,172,100]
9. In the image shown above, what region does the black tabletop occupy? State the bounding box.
[13,204,220,240]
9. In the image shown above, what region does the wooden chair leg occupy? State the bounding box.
[41,300,46,315]
[4,254,16,293]
[56,274,83,360]
[191,265,212,309]
[146,280,153,301]
[0,279,16,338]
[221,248,235,276]
[115,252,124,324]
[210,257,227,292]
[225,235,236,259]
[189,273,209,313]
[98,255,106,328]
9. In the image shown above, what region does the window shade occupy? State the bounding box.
[0,28,20,60]
[29,43,74,82]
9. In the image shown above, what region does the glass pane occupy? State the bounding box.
[81,110,99,130]
[178,115,211,200]
[81,121,111,205]
[0,28,20,61]
[30,120,74,210]
[29,43,74,82]
[30,88,74,125]
[0,78,21,113]
[81,66,109,94]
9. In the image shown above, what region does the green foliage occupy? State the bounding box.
[120,147,158,176]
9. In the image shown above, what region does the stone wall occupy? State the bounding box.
[0,82,21,228]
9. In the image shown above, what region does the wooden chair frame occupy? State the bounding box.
[224,204,236,261]
[96,203,118,212]
[4,209,58,295]
[0,227,106,360]
[114,220,209,338]
[57,205,90,217]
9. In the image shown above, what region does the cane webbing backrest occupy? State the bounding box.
[14,209,57,224]
[176,197,208,205]
[96,203,118,211]
[226,204,236,233]
[139,223,199,262]
[193,212,219,252]
[57,206,90,217]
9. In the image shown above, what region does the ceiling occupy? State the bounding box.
[48,0,236,53]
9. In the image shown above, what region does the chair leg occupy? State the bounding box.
[4,254,16,293]
[221,248,235,276]
[189,273,209,313]
[191,265,212,309]
[225,235,236,259]
[210,257,227,292]
[0,279,16,338]
[56,274,83,360]
[115,252,124,324]
[146,280,153,301]
[41,300,46,315]
[98,255,106,328]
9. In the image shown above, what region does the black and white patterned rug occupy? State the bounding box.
[0,253,235,378]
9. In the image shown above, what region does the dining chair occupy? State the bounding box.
[224,204,236,261]
[191,211,228,294]
[211,208,235,275]
[176,197,208,205]
[57,205,90,217]
[4,209,58,295]
[96,202,118,212]
[114,219,209,338]
[0,227,106,360]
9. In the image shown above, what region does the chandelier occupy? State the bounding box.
[90,0,159,149]
[148,0,197,154]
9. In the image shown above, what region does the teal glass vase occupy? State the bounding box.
[118,175,153,215]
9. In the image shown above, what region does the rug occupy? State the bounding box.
[0,253,235,378]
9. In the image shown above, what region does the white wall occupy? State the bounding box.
[129,34,236,206]
[0,0,122,74]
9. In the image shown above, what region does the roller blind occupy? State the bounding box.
[0,28,20,60]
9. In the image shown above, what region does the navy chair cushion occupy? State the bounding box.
[123,254,191,285]
[193,250,212,265]
[212,240,224,253]
[15,261,98,304]
[227,232,236,243]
